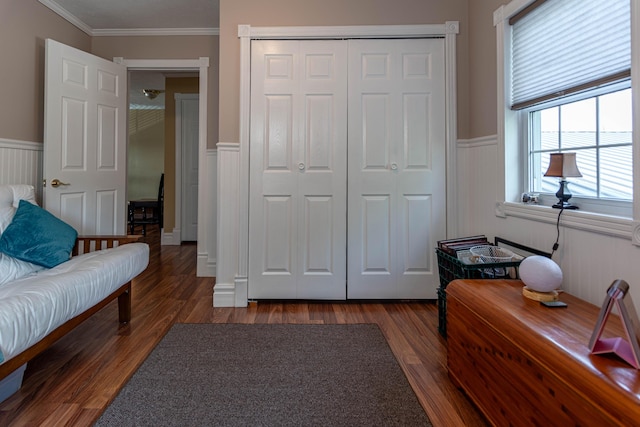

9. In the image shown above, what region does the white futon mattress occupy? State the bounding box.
[0,242,149,364]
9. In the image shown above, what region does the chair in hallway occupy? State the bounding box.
[128,174,164,236]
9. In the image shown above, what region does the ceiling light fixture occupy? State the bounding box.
[142,89,165,100]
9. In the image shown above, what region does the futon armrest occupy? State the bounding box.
[72,235,142,256]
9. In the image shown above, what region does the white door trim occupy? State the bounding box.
[114,57,208,249]
[226,23,459,306]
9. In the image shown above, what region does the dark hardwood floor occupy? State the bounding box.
[0,226,487,426]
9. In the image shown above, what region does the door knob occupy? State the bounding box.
[298,162,305,170]
[50,179,70,188]
[390,163,398,170]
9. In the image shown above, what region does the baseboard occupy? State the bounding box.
[197,253,216,277]
[213,282,236,307]
[160,228,181,246]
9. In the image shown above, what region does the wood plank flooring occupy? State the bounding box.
[0,228,487,426]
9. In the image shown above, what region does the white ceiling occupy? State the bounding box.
[39,0,219,35]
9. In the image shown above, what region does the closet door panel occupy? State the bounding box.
[249,41,300,299]
[395,40,445,297]
[348,38,446,299]
[362,195,392,273]
[249,40,347,300]
[296,41,347,300]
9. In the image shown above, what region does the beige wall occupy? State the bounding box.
[219,0,470,141]
[91,35,219,150]
[128,109,165,201]
[0,0,90,142]
[468,0,506,138]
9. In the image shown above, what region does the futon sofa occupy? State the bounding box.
[0,184,149,402]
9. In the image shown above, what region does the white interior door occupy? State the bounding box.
[347,39,446,299]
[177,94,199,242]
[44,39,127,235]
[248,40,348,299]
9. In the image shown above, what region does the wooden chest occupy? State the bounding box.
[446,279,640,427]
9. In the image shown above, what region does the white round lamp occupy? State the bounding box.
[519,256,563,301]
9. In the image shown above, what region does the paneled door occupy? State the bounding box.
[248,40,348,299]
[44,39,127,235]
[347,39,446,299]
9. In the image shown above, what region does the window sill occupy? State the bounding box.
[496,201,640,244]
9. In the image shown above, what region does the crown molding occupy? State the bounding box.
[92,28,219,37]
[39,0,92,35]
[38,0,219,37]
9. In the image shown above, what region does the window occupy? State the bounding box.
[527,85,633,201]
[503,0,632,214]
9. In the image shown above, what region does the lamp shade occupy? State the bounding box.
[519,255,563,292]
[544,153,582,178]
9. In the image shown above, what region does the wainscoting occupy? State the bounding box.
[0,138,43,202]
[457,135,640,312]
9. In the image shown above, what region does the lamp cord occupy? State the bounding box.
[550,207,564,258]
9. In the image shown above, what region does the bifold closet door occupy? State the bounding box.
[347,38,446,299]
[248,40,348,299]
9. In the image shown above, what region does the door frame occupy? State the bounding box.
[113,58,212,274]
[228,23,459,306]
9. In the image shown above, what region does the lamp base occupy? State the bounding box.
[552,201,579,210]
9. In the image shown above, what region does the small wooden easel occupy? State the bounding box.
[589,279,640,369]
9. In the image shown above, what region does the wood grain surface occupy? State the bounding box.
[447,279,640,427]
[0,230,487,427]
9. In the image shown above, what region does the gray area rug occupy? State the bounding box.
[95,323,431,426]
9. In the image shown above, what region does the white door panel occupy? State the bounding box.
[45,39,127,235]
[249,40,347,300]
[249,38,446,300]
[348,39,446,299]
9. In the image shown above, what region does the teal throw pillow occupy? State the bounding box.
[0,200,77,268]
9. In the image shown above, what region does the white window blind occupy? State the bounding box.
[511,0,631,110]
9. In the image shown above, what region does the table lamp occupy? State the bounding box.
[544,152,582,210]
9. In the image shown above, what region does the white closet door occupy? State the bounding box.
[249,40,348,299]
[347,39,446,299]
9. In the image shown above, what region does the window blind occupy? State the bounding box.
[511,0,630,110]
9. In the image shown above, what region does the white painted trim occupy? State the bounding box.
[197,149,217,277]
[161,228,181,246]
[632,0,640,228]
[445,21,460,238]
[93,28,219,37]
[0,138,43,150]
[116,57,209,249]
[38,0,93,35]
[214,143,240,307]
[495,0,640,244]
[241,23,459,39]
[499,202,633,240]
[197,253,216,277]
[0,138,44,202]
[113,58,209,70]
[38,0,218,37]
[213,283,237,308]
[228,23,460,307]
[494,0,533,25]
[458,135,498,149]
